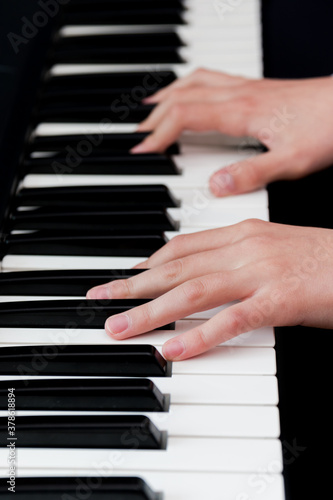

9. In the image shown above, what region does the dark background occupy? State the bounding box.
[262,1,333,498]
[0,1,53,232]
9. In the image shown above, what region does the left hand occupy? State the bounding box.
[87,219,333,361]
[130,69,333,198]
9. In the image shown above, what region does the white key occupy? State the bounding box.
[0,343,276,375]
[49,58,262,76]
[0,437,283,473]
[168,205,268,226]
[0,316,275,347]
[21,168,268,215]
[15,203,266,228]
[21,144,266,191]
[1,255,144,271]
[171,346,276,375]
[153,373,279,405]
[0,373,279,405]
[7,405,280,439]
[22,152,247,187]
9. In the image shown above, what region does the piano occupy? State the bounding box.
[0,0,332,498]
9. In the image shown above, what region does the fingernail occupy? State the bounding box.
[87,285,110,300]
[106,314,130,336]
[210,171,235,196]
[163,340,185,360]
[142,97,153,103]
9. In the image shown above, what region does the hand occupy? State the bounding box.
[131,69,333,197]
[87,219,333,361]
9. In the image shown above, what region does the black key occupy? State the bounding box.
[60,9,185,26]
[42,71,176,95]
[2,233,166,257]
[0,415,166,449]
[37,92,156,122]
[0,476,161,500]
[63,0,184,9]
[9,208,180,232]
[28,133,179,156]
[50,32,184,65]
[24,154,180,175]
[51,48,183,65]
[0,269,145,296]
[39,91,157,106]
[0,345,171,377]
[55,32,183,52]
[0,378,168,411]
[35,103,155,123]
[0,299,175,329]
[16,186,180,209]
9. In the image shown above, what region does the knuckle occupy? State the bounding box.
[182,278,206,304]
[162,259,183,284]
[140,302,157,325]
[110,279,134,298]
[166,234,187,258]
[241,218,266,234]
[168,88,185,101]
[242,233,271,253]
[169,102,186,120]
[193,67,207,78]
[193,326,210,350]
[284,147,309,178]
[236,94,258,113]
[251,233,271,248]
[123,278,136,296]
[243,160,262,186]
[228,308,249,335]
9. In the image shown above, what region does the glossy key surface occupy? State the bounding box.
[0,269,145,296]
[16,185,180,209]
[28,133,179,156]
[0,345,171,377]
[0,476,161,500]
[0,415,166,449]
[2,233,166,257]
[0,378,167,411]
[0,299,175,329]
[24,154,180,175]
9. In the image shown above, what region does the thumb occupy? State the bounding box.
[209,151,285,197]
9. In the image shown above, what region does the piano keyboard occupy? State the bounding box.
[0,1,286,499]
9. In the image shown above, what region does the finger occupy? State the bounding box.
[87,246,247,300]
[132,102,215,153]
[133,260,149,269]
[137,99,178,133]
[209,151,288,197]
[104,270,252,340]
[144,68,248,103]
[162,297,269,360]
[135,220,269,269]
[131,101,249,154]
[137,86,243,132]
